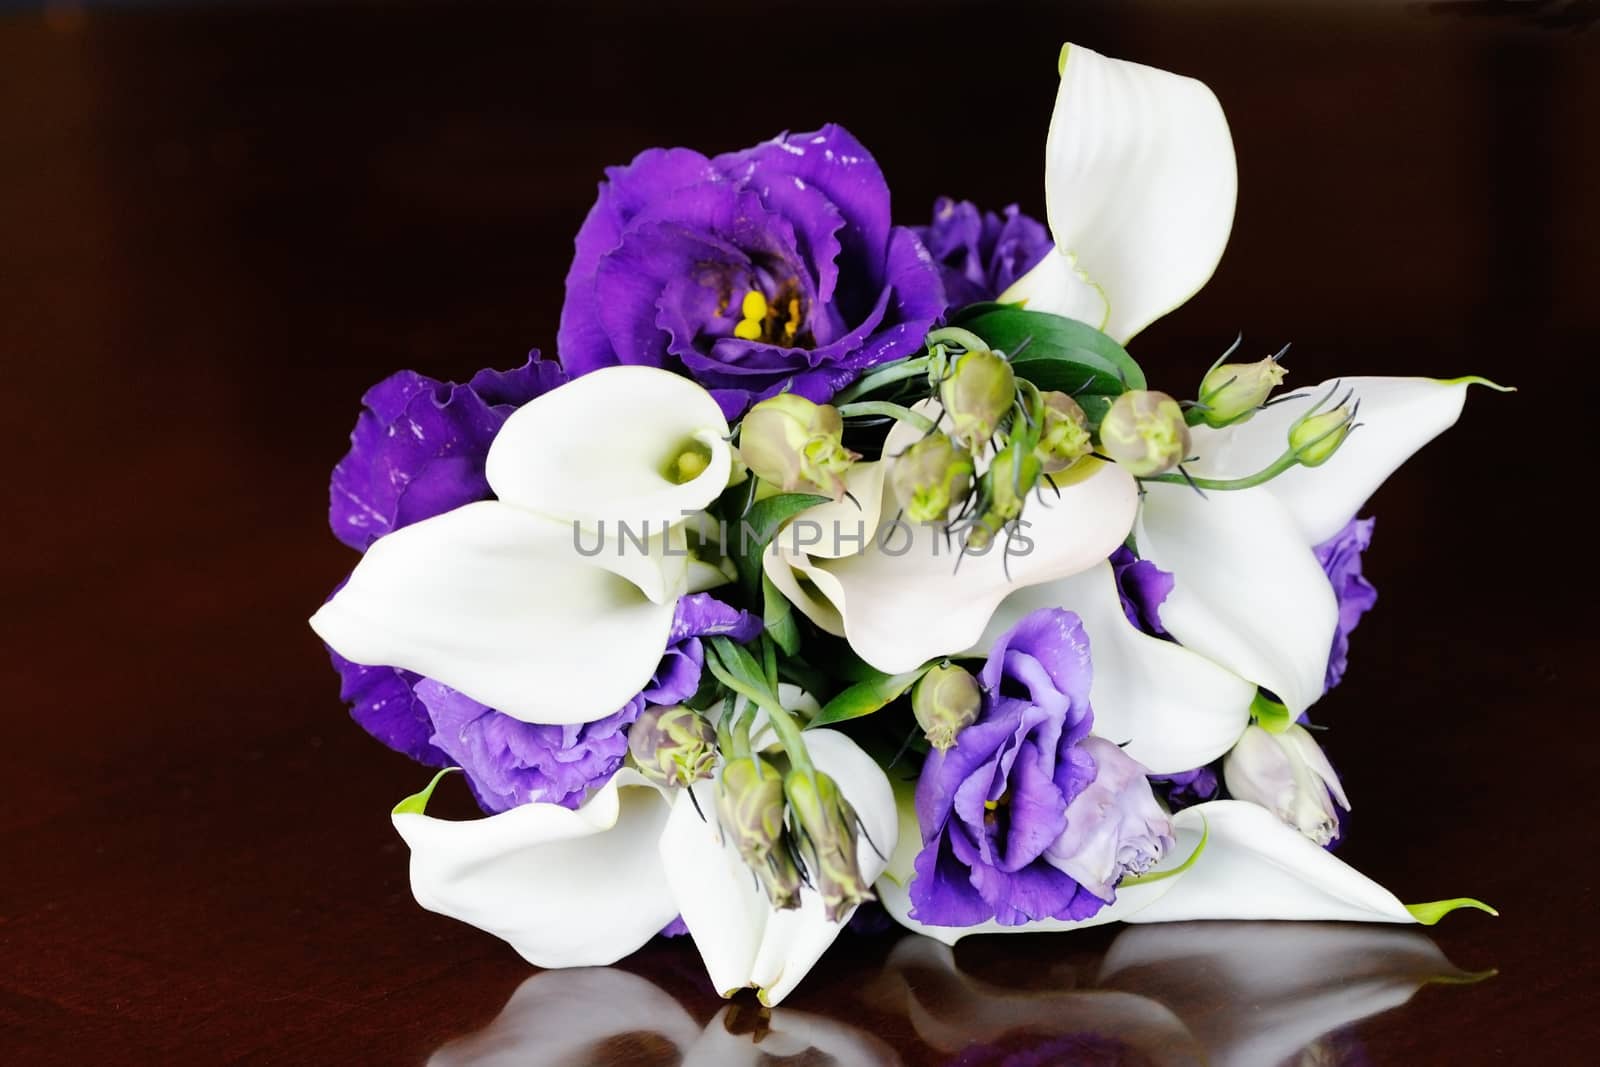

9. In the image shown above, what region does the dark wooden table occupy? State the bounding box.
[3,1,1596,1062]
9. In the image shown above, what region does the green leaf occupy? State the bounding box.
[392,767,459,816]
[1405,897,1499,925]
[1249,690,1294,733]
[762,574,803,656]
[808,664,932,729]
[730,491,828,597]
[1121,814,1210,888]
[951,304,1147,394]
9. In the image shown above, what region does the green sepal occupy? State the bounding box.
[392,767,459,816]
[1436,375,1515,393]
[1249,690,1294,733]
[950,303,1148,394]
[727,491,829,598]
[1405,897,1499,924]
[808,664,933,729]
[1121,814,1209,889]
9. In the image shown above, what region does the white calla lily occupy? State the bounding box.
[661,718,898,1006]
[311,365,734,724]
[392,768,678,969]
[977,561,1255,775]
[1001,43,1237,343]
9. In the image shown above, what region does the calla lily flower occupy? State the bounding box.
[389,688,898,1006]
[878,790,1494,945]
[310,366,734,724]
[1000,43,1237,344]
[1136,375,1496,717]
[764,407,1139,675]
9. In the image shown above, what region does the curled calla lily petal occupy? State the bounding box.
[428,967,701,1067]
[486,364,733,531]
[1189,376,1495,545]
[1134,485,1337,717]
[1001,42,1237,343]
[658,725,897,1005]
[767,459,1139,674]
[874,775,1202,945]
[392,769,678,969]
[1124,800,1414,924]
[977,561,1255,774]
[311,501,678,724]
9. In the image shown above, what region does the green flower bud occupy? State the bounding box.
[1288,404,1354,468]
[889,432,975,523]
[1034,391,1093,473]
[737,394,859,500]
[717,757,803,910]
[963,442,1042,551]
[1198,355,1287,428]
[1098,390,1191,478]
[784,770,873,921]
[912,664,982,751]
[939,347,1016,447]
[627,705,716,788]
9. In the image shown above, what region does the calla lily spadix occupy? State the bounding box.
[1000,42,1238,344]
[391,687,897,1007]
[311,366,734,724]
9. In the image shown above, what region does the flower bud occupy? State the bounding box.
[1288,404,1354,468]
[737,393,859,500]
[717,756,803,909]
[1098,390,1190,478]
[1223,724,1350,847]
[939,347,1016,447]
[1034,391,1093,473]
[1197,355,1287,428]
[627,705,716,788]
[889,432,975,523]
[784,770,873,921]
[912,664,982,750]
[964,442,1041,551]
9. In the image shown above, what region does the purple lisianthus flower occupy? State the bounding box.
[558,125,946,416]
[1109,546,1173,637]
[913,197,1052,307]
[909,608,1107,927]
[327,651,449,768]
[1150,765,1219,810]
[1043,737,1174,903]
[414,594,760,813]
[327,354,566,552]
[1312,517,1377,691]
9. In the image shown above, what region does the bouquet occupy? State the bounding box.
[311,43,1500,1005]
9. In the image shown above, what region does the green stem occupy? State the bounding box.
[926,326,989,353]
[1139,450,1301,492]
[703,647,814,774]
[832,356,931,404]
[836,400,937,433]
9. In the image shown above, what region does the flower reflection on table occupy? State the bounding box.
[429,922,1488,1066]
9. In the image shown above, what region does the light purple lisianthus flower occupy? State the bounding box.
[909,608,1108,927]
[327,354,567,552]
[1109,545,1174,637]
[1044,737,1174,902]
[1313,517,1377,691]
[912,197,1052,307]
[1149,765,1220,811]
[416,594,760,813]
[558,125,946,417]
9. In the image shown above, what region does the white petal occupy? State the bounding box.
[1098,923,1479,1067]
[429,968,700,1067]
[747,729,898,1005]
[392,770,678,968]
[996,245,1110,331]
[772,460,1139,674]
[874,774,1202,945]
[486,365,732,529]
[686,1006,900,1065]
[1124,800,1413,924]
[659,729,897,1006]
[764,459,887,561]
[1001,42,1236,342]
[310,501,676,724]
[1189,376,1481,545]
[1135,484,1336,716]
[978,562,1255,774]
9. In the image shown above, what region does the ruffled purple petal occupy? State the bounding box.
[1313,517,1378,691]
[913,197,1052,306]
[1110,546,1174,637]
[328,650,450,766]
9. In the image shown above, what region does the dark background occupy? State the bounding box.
[2,0,1597,1062]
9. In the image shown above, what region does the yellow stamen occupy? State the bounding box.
[741,290,769,321]
[733,318,763,341]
